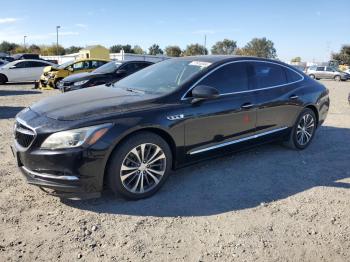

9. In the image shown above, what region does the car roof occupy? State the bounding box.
[6,59,55,66]
[173,55,285,65]
[75,58,110,62]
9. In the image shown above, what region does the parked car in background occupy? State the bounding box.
[39,59,110,89]
[343,69,350,75]
[58,60,153,92]
[13,56,329,200]
[0,59,9,67]
[12,53,41,60]
[306,66,350,81]
[0,55,15,62]
[0,59,56,84]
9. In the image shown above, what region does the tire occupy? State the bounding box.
[283,108,317,150]
[54,78,63,89]
[0,74,8,84]
[107,131,172,200]
[334,75,341,82]
[309,74,315,79]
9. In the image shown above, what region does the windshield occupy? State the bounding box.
[93,61,122,73]
[114,59,211,95]
[58,60,74,69]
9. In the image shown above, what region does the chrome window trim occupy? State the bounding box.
[189,126,288,155]
[181,60,304,100]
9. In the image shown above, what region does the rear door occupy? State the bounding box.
[250,61,304,135]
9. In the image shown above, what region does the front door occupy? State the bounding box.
[183,61,257,157]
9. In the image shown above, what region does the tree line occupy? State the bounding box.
[0,37,277,58]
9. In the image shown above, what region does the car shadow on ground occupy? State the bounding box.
[0,90,41,96]
[63,126,350,217]
[0,106,25,119]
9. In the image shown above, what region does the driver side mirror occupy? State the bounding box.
[116,69,127,76]
[191,85,219,103]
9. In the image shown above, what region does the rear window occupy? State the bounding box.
[251,62,287,89]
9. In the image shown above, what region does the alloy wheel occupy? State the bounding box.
[120,143,166,194]
[296,113,315,146]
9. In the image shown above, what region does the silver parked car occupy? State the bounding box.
[0,59,55,84]
[306,66,350,81]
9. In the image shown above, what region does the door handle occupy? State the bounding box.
[241,103,254,109]
[289,95,299,100]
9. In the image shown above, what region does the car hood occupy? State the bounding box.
[30,85,158,121]
[62,72,105,83]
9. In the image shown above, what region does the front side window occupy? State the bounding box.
[197,62,249,94]
[13,61,27,68]
[72,61,89,71]
[251,62,287,89]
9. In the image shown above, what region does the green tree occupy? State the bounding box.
[211,39,237,55]
[28,44,41,54]
[39,44,65,56]
[12,46,27,54]
[332,45,350,65]
[291,57,302,63]
[184,44,208,56]
[133,45,145,54]
[148,44,163,55]
[165,45,182,57]
[65,46,83,54]
[236,37,277,58]
[0,41,19,54]
[110,44,134,53]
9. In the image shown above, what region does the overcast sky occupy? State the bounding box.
[0,0,349,62]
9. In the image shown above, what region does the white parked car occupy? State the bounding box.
[0,59,55,84]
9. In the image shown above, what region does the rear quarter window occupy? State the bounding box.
[285,67,303,83]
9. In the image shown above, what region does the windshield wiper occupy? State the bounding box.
[125,88,145,94]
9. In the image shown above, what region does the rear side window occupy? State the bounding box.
[251,62,287,89]
[316,67,324,71]
[198,62,249,94]
[285,68,303,83]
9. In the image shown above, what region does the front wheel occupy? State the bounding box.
[107,132,172,199]
[334,75,341,82]
[284,108,317,150]
[309,74,315,79]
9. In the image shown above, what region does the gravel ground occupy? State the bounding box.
[0,80,350,262]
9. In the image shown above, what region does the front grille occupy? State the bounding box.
[15,122,35,148]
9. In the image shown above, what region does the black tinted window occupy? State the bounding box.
[251,62,287,89]
[285,68,303,83]
[198,62,249,94]
[26,61,48,67]
[316,67,324,71]
[14,61,27,68]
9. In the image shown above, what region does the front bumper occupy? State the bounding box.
[39,75,55,89]
[13,144,106,199]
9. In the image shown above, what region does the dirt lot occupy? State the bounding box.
[0,80,350,262]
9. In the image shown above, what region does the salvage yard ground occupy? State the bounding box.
[0,80,350,262]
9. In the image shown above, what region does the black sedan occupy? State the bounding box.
[13,56,330,200]
[58,60,153,92]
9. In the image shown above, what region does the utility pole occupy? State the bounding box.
[56,25,61,55]
[204,34,207,55]
[23,35,27,50]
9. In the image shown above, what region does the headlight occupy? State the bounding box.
[74,80,89,86]
[40,123,112,150]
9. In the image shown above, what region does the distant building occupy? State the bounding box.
[78,45,110,60]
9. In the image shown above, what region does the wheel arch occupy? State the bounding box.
[0,73,8,83]
[305,104,319,127]
[103,126,177,184]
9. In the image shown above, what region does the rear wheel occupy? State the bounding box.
[107,132,172,199]
[283,108,316,150]
[0,74,8,84]
[334,75,341,82]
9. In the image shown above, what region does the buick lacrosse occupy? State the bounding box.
[13,56,330,199]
